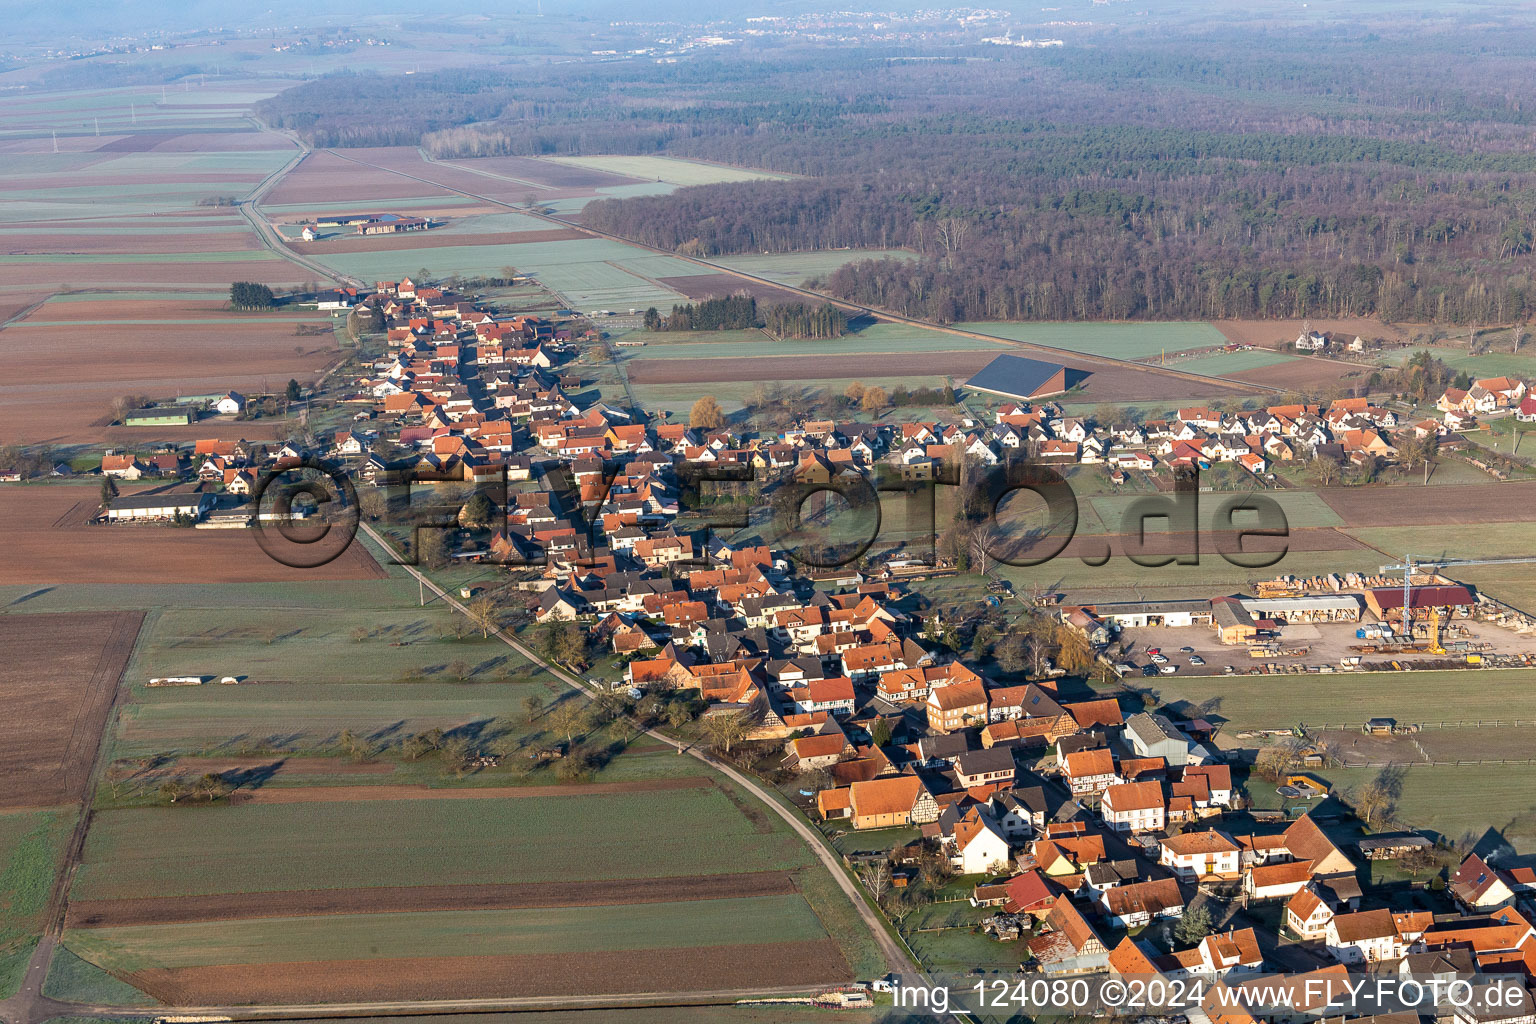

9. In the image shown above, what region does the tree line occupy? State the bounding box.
[643,296,847,338]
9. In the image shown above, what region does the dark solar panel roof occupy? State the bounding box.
[963,354,1084,398]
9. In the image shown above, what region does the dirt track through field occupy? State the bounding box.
[124,939,850,1004]
[67,871,798,927]
[229,776,713,804]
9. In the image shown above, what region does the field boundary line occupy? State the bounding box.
[351,525,923,984]
[378,149,1282,396]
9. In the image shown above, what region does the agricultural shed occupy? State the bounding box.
[962,354,1088,401]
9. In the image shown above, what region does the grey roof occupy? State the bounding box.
[1126,712,1189,749]
[917,732,973,761]
[963,354,1083,400]
[1084,859,1141,887]
[106,491,210,510]
[1213,599,1255,628]
[955,747,1018,777]
[1092,599,1213,616]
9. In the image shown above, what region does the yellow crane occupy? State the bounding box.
[1426,606,1446,655]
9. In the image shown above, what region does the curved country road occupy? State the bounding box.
[354,523,923,983]
[315,145,1283,397]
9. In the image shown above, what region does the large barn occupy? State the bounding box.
[962,354,1089,401]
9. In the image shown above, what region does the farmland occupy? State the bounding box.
[711,249,915,285]
[543,155,791,186]
[29,563,882,1004]
[0,485,385,585]
[0,107,340,443]
[62,783,858,1003]
[0,809,71,996]
[955,321,1228,361]
[305,237,693,309]
[74,789,816,898]
[0,611,142,809]
[1146,668,1536,736]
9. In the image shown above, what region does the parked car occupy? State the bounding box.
[1158,663,1179,675]
[1150,653,1168,664]
[1179,646,1195,653]
[1142,664,1160,677]
[1189,655,1205,666]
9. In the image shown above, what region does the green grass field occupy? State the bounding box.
[541,155,792,185]
[0,811,68,947]
[1173,349,1299,374]
[74,787,817,899]
[44,945,158,1006]
[712,249,914,285]
[954,321,1229,360]
[1342,522,1536,560]
[70,896,828,971]
[129,606,530,686]
[615,321,1005,361]
[1145,668,1536,734]
[308,237,687,309]
[1381,345,1536,382]
[1303,765,1536,850]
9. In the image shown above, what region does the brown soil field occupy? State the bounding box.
[1320,481,1536,526]
[264,151,463,206]
[658,274,806,304]
[0,320,336,442]
[68,872,798,928]
[3,232,264,256]
[4,174,264,191]
[0,486,386,584]
[1214,318,1425,349]
[627,350,1250,401]
[1228,357,1372,393]
[18,298,253,321]
[1,259,312,288]
[286,228,586,255]
[233,777,713,804]
[0,610,143,809]
[0,290,50,324]
[446,155,647,189]
[335,148,581,205]
[125,939,850,1004]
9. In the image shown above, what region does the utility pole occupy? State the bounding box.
[93,117,99,135]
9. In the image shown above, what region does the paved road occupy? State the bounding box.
[318,146,1281,396]
[236,125,357,290]
[355,523,922,981]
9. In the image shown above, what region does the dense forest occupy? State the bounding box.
[253,15,1536,324]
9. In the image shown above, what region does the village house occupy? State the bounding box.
[1062,747,1119,797]
[1101,780,1166,833]
[1159,829,1241,880]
